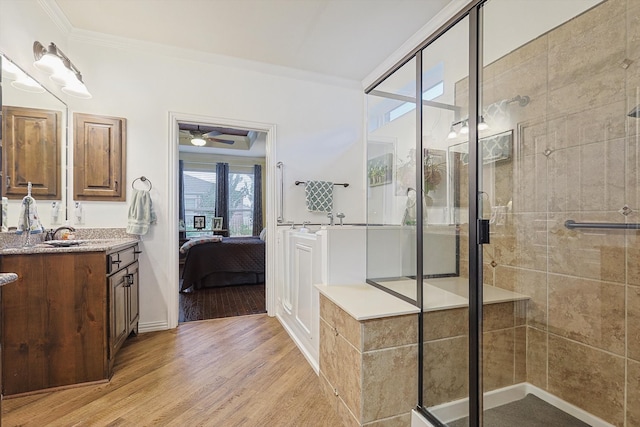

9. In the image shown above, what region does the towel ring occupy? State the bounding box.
[132,176,152,191]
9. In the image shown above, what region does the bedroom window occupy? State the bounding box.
[183,170,217,238]
[228,170,254,237]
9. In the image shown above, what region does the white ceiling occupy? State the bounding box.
[53,0,452,82]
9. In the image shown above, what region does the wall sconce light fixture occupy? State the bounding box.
[1,54,45,93]
[447,116,489,139]
[32,41,92,99]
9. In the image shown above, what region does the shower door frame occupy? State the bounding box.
[365,1,486,426]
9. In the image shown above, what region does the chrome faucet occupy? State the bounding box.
[327,212,334,226]
[46,226,76,241]
[336,212,345,226]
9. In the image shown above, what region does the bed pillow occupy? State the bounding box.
[180,235,223,253]
[259,228,267,241]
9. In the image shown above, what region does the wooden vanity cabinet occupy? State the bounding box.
[107,244,140,368]
[0,243,140,396]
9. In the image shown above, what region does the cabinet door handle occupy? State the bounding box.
[133,251,142,255]
[111,259,121,266]
[125,274,134,286]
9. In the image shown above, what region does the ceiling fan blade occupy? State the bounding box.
[207,137,235,145]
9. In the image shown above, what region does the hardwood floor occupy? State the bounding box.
[2,315,344,427]
[179,284,266,322]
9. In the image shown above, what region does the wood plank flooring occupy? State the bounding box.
[179,284,266,322]
[2,315,345,427]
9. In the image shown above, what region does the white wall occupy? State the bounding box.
[1,1,365,330]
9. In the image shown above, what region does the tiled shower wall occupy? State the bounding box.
[455,1,640,425]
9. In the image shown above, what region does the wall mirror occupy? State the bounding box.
[1,53,68,230]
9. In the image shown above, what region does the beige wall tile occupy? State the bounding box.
[547,213,626,283]
[337,334,363,422]
[547,0,625,54]
[320,317,362,422]
[494,266,547,329]
[626,138,640,218]
[627,359,640,427]
[548,335,625,426]
[527,326,547,389]
[363,314,418,352]
[492,213,548,271]
[362,345,418,423]
[629,0,640,61]
[320,318,340,391]
[514,326,527,383]
[363,413,411,427]
[548,273,625,355]
[336,396,360,427]
[547,67,626,119]
[423,337,468,407]
[483,329,515,392]
[318,371,338,412]
[484,302,515,331]
[547,7,625,92]
[321,295,362,349]
[424,307,468,341]
[547,101,628,151]
[628,285,640,362]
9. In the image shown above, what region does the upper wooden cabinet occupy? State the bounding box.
[2,105,61,200]
[74,113,126,201]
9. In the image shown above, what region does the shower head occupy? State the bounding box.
[629,104,640,118]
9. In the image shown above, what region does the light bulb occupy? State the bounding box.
[191,138,206,147]
[447,125,457,139]
[460,120,469,134]
[478,117,489,131]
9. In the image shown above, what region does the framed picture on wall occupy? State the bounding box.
[212,217,223,230]
[193,215,206,230]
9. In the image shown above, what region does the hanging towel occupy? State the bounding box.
[16,195,44,235]
[305,180,334,212]
[126,189,157,235]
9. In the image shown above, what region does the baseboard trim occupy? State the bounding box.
[413,382,614,427]
[275,313,319,374]
[138,321,169,333]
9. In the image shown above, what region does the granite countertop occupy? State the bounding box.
[0,228,140,255]
[0,238,140,255]
[0,273,18,286]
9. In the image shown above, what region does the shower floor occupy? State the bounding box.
[447,394,590,427]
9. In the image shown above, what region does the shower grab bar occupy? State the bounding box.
[565,220,640,230]
[277,162,284,223]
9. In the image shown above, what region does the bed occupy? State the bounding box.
[180,236,265,292]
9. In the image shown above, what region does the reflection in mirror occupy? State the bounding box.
[1,53,67,231]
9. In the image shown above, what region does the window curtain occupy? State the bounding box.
[178,160,185,236]
[252,164,263,236]
[215,162,229,230]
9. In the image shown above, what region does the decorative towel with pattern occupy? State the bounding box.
[305,180,334,212]
[16,194,44,235]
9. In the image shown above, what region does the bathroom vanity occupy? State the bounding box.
[0,238,140,396]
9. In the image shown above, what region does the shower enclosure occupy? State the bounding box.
[366,0,639,425]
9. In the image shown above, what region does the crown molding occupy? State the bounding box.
[38,0,73,35]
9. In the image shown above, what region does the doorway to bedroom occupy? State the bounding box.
[177,121,268,322]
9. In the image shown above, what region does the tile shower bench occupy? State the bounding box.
[316,279,529,427]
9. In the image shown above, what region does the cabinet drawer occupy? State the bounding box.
[107,244,139,274]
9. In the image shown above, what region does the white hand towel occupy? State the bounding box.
[305,180,334,213]
[126,189,157,235]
